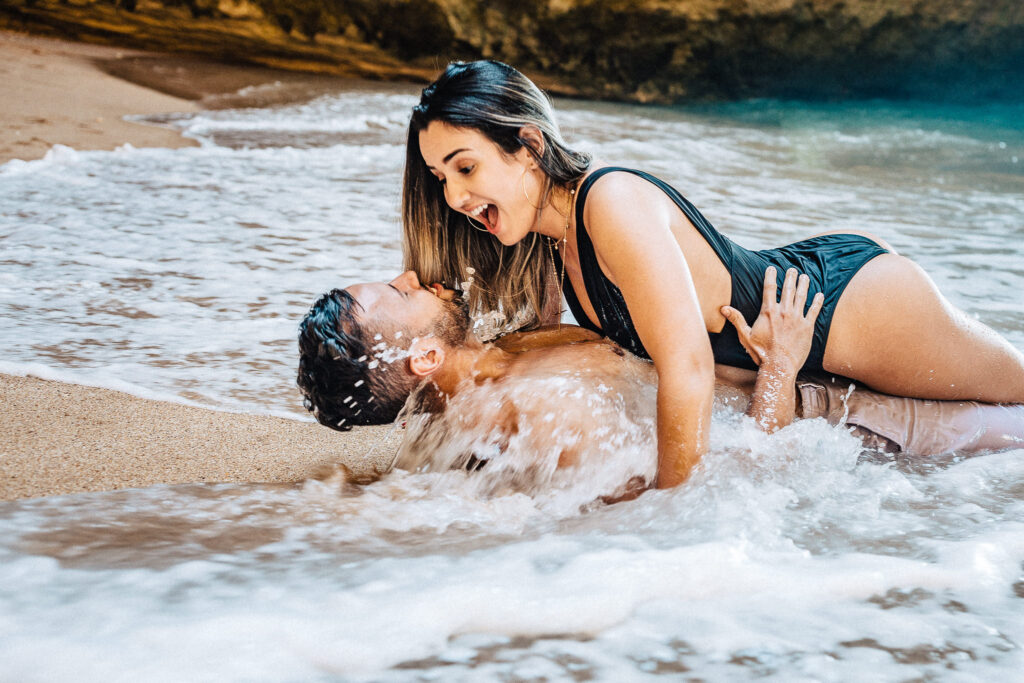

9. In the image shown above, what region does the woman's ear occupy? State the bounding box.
[408,337,446,377]
[517,124,545,163]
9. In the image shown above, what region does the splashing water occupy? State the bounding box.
[2,421,1021,680]
[394,366,658,511]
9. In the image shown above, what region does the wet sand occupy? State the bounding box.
[0,30,201,163]
[1,31,399,499]
[1,30,378,163]
[1,374,398,501]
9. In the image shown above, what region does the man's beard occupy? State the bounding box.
[430,297,471,347]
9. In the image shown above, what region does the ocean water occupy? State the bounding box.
[1,82,1023,680]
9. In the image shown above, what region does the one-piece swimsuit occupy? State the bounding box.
[557,167,890,372]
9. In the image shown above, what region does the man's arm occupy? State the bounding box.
[721,266,824,432]
[493,324,602,353]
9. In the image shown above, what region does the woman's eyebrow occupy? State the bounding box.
[426,148,469,171]
[442,148,469,164]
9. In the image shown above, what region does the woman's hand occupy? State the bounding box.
[721,266,824,374]
[722,266,824,432]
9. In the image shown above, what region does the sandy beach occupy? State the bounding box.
[0,30,202,163]
[1,30,397,500]
[1,30,378,164]
[1,373,397,501]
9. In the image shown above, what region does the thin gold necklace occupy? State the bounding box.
[546,182,576,328]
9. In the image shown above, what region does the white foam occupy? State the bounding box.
[2,440,1022,679]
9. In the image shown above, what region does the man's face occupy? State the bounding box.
[346,271,469,347]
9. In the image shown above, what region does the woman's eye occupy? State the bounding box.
[458,165,474,175]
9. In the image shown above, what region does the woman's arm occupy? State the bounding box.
[584,175,715,488]
[493,324,602,352]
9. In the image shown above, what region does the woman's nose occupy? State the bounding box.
[389,270,421,292]
[444,178,468,208]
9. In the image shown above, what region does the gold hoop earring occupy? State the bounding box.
[466,215,490,233]
[521,168,544,210]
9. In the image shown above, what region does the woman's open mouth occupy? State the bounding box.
[469,204,500,234]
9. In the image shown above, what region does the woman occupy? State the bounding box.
[401,60,1024,488]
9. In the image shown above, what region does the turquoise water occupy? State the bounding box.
[0,88,1022,680]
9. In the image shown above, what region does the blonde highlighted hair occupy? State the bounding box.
[402,60,591,331]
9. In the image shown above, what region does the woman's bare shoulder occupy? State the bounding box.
[581,168,674,245]
[582,167,662,206]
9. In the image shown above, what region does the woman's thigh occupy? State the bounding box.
[822,253,1024,403]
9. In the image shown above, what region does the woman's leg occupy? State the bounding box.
[823,253,1024,403]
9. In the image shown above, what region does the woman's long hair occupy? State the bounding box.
[402,60,591,332]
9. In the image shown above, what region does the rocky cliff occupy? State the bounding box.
[3,0,1022,102]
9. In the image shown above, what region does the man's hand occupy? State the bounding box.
[721,266,824,432]
[721,266,824,374]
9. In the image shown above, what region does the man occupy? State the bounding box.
[297,268,1024,484]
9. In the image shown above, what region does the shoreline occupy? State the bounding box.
[1,29,396,164]
[1,31,404,500]
[0,373,397,501]
[1,30,200,163]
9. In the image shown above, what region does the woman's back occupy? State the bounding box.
[562,167,890,371]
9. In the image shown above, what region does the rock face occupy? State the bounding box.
[358,0,1024,101]
[4,0,1022,102]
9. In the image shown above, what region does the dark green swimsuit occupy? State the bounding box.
[558,167,890,372]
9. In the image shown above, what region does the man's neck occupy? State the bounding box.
[430,341,511,396]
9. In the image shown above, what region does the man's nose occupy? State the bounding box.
[389,270,421,292]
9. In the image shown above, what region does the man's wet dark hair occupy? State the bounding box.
[297,289,416,431]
